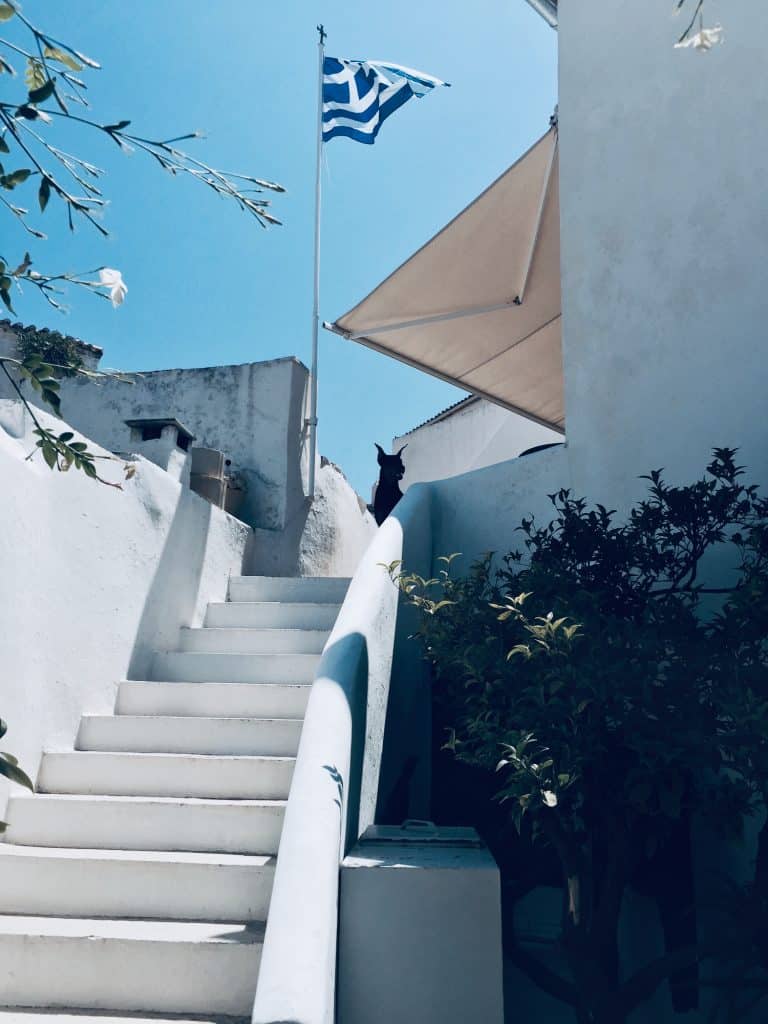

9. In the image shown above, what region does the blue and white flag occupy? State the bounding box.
[322,57,448,145]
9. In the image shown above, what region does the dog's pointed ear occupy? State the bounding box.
[375,443,385,455]
[397,444,408,457]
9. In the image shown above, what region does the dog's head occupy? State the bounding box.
[375,443,407,482]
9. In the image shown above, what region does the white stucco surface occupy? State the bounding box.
[0,327,374,578]
[0,401,250,820]
[339,834,504,1024]
[34,355,303,532]
[558,0,768,503]
[252,484,432,1024]
[392,397,561,492]
[430,444,570,569]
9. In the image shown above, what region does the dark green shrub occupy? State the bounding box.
[391,449,768,1024]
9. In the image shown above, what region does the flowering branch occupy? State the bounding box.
[674,0,724,51]
[0,348,135,486]
[0,0,284,312]
[0,251,126,313]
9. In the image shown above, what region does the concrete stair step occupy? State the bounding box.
[4,794,285,855]
[0,845,274,921]
[150,651,320,684]
[0,915,263,1016]
[115,680,309,719]
[179,627,329,655]
[77,715,302,757]
[205,600,340,630]
[227,576,349,604]
[0,1013,247,1023]
[38,751,294,800]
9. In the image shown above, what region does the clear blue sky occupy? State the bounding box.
[4,1,557,495]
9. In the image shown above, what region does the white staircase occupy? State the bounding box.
[0,575,348,1023]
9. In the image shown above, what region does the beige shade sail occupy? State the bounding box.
[327,127,564,431]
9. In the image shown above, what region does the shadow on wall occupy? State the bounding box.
[126,481,216,679]
[247,497,311,578]
[375,490,435,826]
[246,361,311,577]
[317,631,369,852]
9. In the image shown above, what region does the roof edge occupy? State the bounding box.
[395,396,481,439]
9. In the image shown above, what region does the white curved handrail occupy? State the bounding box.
[252,483,433,1024]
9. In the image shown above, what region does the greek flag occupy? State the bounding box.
[322,57,449,145]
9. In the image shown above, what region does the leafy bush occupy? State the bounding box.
[391,449,768,1024]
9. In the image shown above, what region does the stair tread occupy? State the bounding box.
[210,600,341,608]
[83,715,302,723]
[123,680,311,687]
[183,627,329,634]
[0,915,266,943]
[159,652,320,658]
[0,846,274,867]
[228,576,350,583]
[10,794,286,808]
[0,1013,247,1023]
[44,751,295,763]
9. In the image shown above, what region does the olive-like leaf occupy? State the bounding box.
[43,46,83,72]
[28,78,56,105]
[0,754,34,790]
[38,176,51,212]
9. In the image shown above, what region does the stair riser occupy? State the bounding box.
[4,797,285,855]
[0,934,261,1015]
[206,601,340,630]
[77,716,302,757]
[116,681,310,719]
[0,854,274,921]
[179,627,329,655]
[151,651,320,684]
[38,752,294,800]
[228,576,349,604]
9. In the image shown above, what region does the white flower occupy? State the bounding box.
[674,24,724,52]
[542,790,558,808]
[99,267,127,308]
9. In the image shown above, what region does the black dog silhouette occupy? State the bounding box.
[372,443,407,526]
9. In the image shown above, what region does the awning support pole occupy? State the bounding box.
[307,24,325,501]
[343,300,518,339]
[514,127,558,306]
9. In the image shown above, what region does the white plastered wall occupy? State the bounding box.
[0,401,250,818]
[558,0,768,505]
[392,398,562,493]
[0,328,375,577]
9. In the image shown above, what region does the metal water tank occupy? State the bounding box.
[190,446,226,508]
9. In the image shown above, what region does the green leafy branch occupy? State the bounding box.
[0,251,127,313]
[0,349,134,486]
[0,716,33,834]
[0,0,284,311]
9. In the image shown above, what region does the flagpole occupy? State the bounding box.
[307,24,325,500]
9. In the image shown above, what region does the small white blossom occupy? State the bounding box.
[542,790,558,807]
[675,24,724,52]
[99,267,127,308]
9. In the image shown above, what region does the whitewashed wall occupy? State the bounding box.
[430,444,570,567]
[392,397,561,493]
[0,327,374,578]
[0,401,250,818]
[558,0,768,504]
[39,355,302,532]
